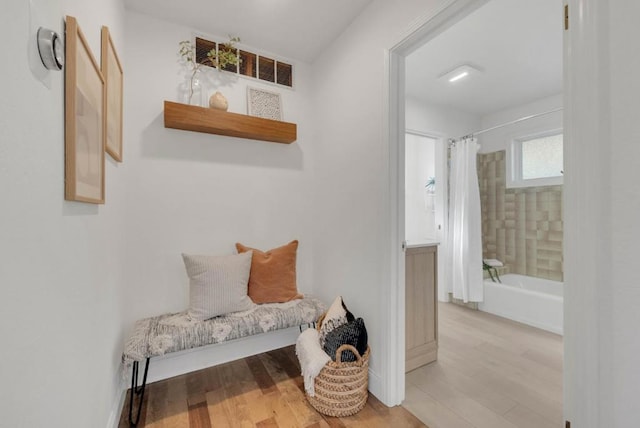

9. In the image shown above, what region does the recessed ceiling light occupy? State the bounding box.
[439,64,481,84]
[448,71,469,82]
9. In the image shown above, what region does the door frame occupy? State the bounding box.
[386,0,605,425]
[383,0,490,405]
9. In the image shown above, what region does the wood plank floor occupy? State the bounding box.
[403,302,563,428]
[119,345,427,428]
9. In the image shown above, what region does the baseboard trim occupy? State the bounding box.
[107,375,127,428]
[367,367,384,403]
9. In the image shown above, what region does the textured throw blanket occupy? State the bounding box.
[123,297,326,365]
[295,328,330,396]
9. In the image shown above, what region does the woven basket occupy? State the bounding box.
[306,314,370,417]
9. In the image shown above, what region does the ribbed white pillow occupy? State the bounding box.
[182,251,254,321]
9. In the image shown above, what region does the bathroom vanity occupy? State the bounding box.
[405,241,438,372]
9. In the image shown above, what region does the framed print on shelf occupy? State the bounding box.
[65,16,105,204]
[247,87,283,121]
[101,26,123,162]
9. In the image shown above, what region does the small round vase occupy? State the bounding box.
[209,91,228,111]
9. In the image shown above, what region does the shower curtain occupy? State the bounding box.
[447,137,483,302]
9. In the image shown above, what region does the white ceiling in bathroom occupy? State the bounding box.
[405,0,563,116]
[124,0,372,63]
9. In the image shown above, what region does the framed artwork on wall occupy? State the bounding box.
[101,26,123,162]
[247,87,282,121]
[64,16,105,204]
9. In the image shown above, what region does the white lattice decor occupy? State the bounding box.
[247,87,283,121]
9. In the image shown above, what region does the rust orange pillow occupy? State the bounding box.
[235,240,303,304]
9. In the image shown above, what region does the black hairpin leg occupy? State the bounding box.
[128,358,150,427]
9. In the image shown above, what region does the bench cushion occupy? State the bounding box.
[123,296,326,364]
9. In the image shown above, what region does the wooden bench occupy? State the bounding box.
[122,296,326,426]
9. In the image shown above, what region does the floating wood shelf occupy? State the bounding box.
[163,101,297,144]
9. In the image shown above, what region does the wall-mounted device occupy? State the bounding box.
[37,27,64,71]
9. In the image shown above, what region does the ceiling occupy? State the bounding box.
[405,0,562,117]
[125,0,372,63]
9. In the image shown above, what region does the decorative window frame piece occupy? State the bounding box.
[276,62,293,87]
[194,35,294,89]
[101,26,124,162]
[195,37,217,67]
[218,43,239,73]
[64,16,105,204]
[240,50,257,78]
[247,87,283,121]
[258,56,275,83]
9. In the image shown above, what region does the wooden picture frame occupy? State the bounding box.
[247,87,283,121]
[65,16,105,204]
[101,26,123,162]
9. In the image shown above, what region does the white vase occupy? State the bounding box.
[209,91,228,111]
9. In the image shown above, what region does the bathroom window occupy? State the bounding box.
[507,130,563,188]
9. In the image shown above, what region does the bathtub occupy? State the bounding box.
[478,274,563,335]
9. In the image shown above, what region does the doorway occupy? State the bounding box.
[404,131,446,247]
[390,0,565,426]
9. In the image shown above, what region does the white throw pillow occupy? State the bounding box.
[182,251,254,321]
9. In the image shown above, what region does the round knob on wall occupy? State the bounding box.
[37,27,64,71]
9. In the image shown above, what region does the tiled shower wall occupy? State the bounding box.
[478,151,563,281]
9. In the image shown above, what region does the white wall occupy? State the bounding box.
[405,133,436,241]
[0,0,126,427]
[563,1,640,427]
[122,10,316,352]
[311,0,456,402]
[478,93,563,153]
[406,96,481,139]
[607,3,640,424]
